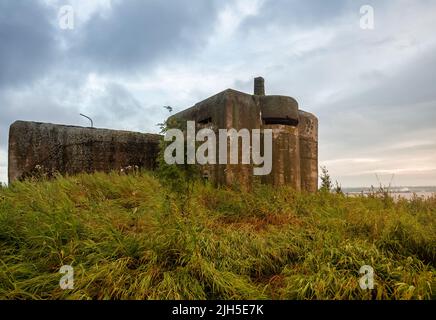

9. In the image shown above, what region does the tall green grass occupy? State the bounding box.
[0,171,434,299]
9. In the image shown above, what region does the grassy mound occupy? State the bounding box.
[0,172,434,299]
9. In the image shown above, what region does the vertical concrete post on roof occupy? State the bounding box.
[254,77,265,96]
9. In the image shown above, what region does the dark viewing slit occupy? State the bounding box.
[198,117,212,125]
[263,117,299,126]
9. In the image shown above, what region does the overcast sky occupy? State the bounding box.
[1,0,435,187]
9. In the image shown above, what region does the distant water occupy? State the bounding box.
[344,186,435,200]
[346,192,435,200]
[387,192,434,200]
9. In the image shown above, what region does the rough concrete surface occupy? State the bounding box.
[170,78,319,191]
[8,121,161,182]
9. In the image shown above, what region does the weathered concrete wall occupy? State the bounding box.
[298,111,318,193]
[169,89,263,188]
[8,121,161,183]
[262,124,301,190]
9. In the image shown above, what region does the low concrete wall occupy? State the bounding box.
[8,121,161,183]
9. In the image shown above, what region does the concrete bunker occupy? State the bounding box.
[169,77,318,192]
[7,77,318,192]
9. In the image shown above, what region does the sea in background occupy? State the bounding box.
[343,186,436,200]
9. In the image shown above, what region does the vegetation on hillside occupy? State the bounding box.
[0,171,434,299]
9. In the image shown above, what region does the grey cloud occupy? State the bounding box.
[320,45,436,152]
[83,82,161,132]
[0,0,58,88]
[71,0,228,74]
[241,0,377,31]
[336,46,436,110]
[0,88,81,148]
